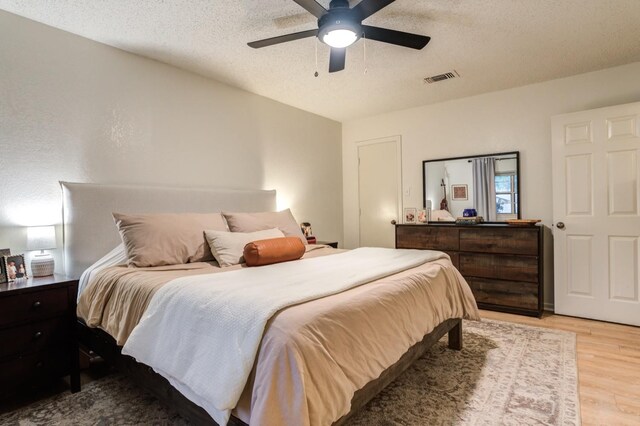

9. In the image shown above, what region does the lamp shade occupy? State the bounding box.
[27,226,57,251]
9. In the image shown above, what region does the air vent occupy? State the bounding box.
[423,70,460,84]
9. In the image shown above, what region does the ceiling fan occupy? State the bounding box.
[248,0,431,73]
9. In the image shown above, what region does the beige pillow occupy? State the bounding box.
[223,209,307,244]
[113,212,227,267]
[204,228,285,267]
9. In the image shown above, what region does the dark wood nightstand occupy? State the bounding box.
[0,274,80,399]
[317,241,338,248]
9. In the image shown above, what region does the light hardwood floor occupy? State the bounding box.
[480,309,640,426]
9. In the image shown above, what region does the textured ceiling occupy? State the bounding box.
[2,0,640,121]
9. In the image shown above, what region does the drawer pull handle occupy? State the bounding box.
[35,361,44,369]
[33,331,43,340]
[32,301,42,309]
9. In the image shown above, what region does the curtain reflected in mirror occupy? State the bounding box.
[472,157,497,221]
[422,152,520,223]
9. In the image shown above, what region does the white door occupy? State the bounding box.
[552,102,640,326]
[358,137,402,248]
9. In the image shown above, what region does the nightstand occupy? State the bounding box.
[0,274,80,398]
[317,241,338,249]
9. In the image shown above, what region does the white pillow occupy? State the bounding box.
[205,228,285,267]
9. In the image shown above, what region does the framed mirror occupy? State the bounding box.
[422,151,520,223]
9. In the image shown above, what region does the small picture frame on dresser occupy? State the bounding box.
[0,258,7,284]
[0,248,9,283]
[4,254,27,281]
[417,209,428,223]
[404,208,417,224]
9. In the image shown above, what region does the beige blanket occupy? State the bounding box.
[78,247,479,425]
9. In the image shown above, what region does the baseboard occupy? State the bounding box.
[544,302,554,312]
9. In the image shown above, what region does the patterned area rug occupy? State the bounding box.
[0,319,580,425]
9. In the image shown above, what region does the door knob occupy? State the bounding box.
[556,222,565,229]
[390,220,397,225]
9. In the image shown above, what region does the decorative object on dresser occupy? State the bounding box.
[403,207,417,224]
[462,208,477,217]
[0,254,8,284]
[455,216,483,225]
[4,254,28,281]
[27,226,57,277]
[0,275,80,398]
[417,209,428,224]
[506,219,541,226]
[396,223,543,317]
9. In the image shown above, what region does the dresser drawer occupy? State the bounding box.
[0,316,71,359]
[0,287,69,327]
[459,228,538,255]
[396,226,459,251]
[467,277,538,310]
[460,253,538,283]
[0,348,70,395]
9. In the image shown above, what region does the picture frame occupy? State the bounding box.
[417,209,428,224]
[451,184,468,201]
[4,254,27,281]
[0,257,7,284]
[300,222,313,238]
[404,207,417,224]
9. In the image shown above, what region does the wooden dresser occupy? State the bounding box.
[396,224,543,317]
[0,275,80,398]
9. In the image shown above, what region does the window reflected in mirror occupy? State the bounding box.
[495,171,517,219]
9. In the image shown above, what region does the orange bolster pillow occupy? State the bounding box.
[243,237,305,267]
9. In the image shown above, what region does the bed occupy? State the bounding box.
[63,182,479,426]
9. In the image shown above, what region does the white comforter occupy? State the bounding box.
[122,247,446,425]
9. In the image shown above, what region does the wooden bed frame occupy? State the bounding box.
[78,317,463,425]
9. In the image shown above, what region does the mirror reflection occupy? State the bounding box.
[422,152,520,222]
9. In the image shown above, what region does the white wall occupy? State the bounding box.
[0,11,343,273]
[444,160,474,219]
[343,61,640,306]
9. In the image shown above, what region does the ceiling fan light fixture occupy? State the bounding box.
[248,0,431,73]
[322,29,358,48]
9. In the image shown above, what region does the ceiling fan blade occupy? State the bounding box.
[293,0,327,18]
[352,0,395,20]
[329,48,346,73]
[361,25,430,49]
[248,29,318,48]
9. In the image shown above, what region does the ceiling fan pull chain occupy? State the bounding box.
[363,33,368,75]
[314,37,319,77]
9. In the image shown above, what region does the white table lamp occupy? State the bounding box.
[27,226,57,277]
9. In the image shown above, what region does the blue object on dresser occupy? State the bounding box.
[463,209,477,217]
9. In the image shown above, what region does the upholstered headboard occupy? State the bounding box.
[61,182,277,278]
